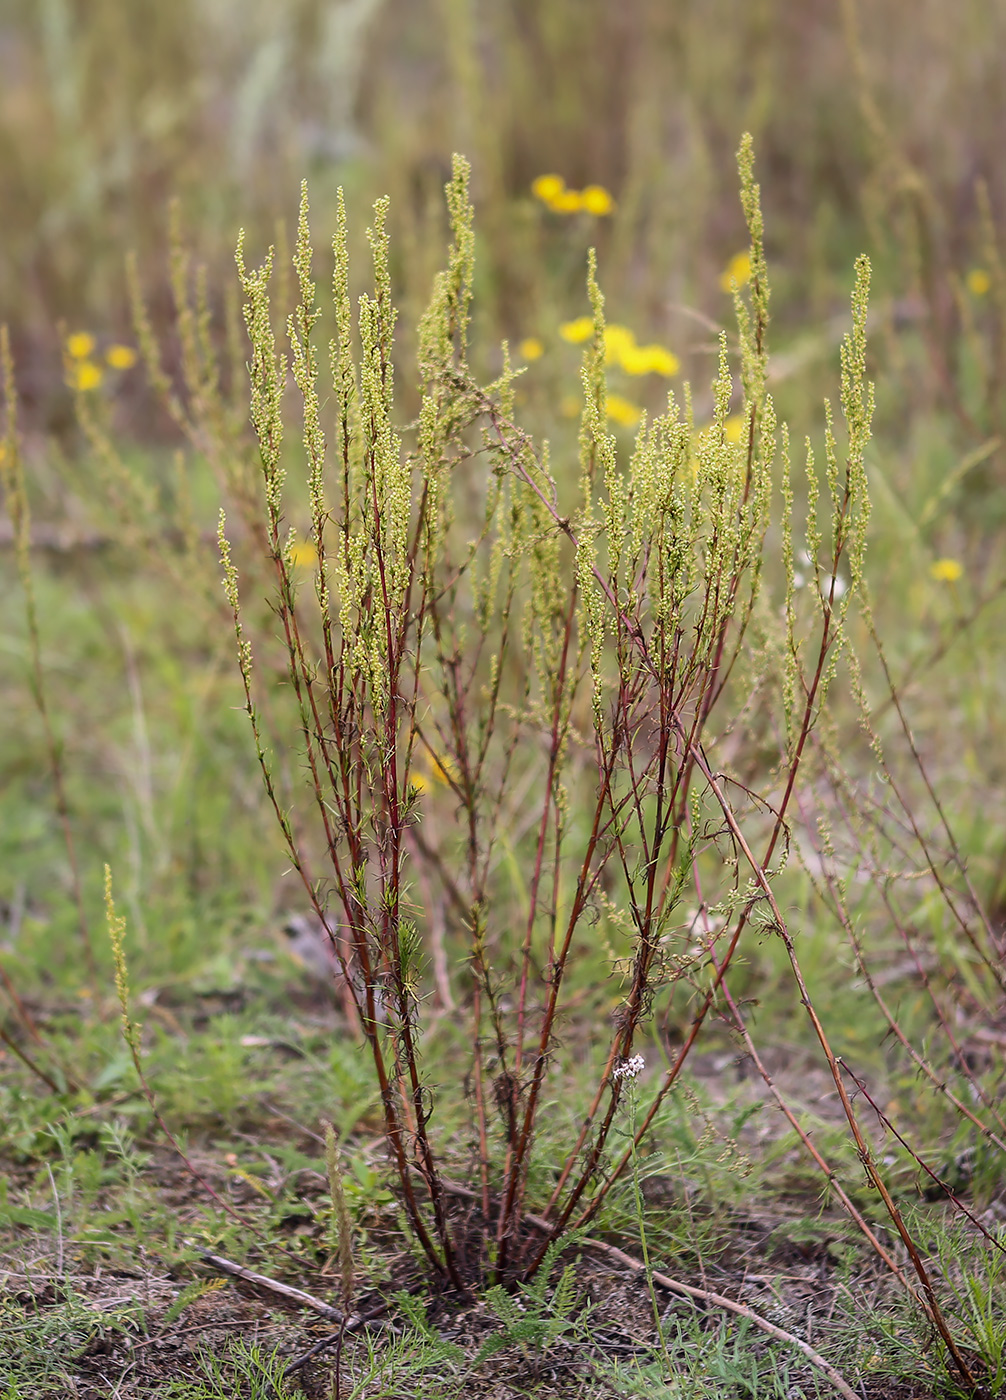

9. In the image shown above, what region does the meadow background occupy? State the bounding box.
[2,2,1006,1397]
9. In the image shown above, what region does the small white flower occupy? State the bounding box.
[614,1054,645,1081]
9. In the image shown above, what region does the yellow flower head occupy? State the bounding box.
[720,250,752,292]
[66,360,103,392]
[66,331,95,360]
[560,395,581,419]
[966,268,991,297]
[531,173,566,204]
[519,337,544,361]
[645,346,679,377]
[429,753,460,785]
[289,540,319,569]
[106,344,138,370]
[626,344,680,377]
[603,324,637,365]
[559,316,595,344]
[930,557,963,583]
[411,752,460,796]
[606,394,642,428]
[580,184,615,216]
[547,188,584,214]
[616,344,652,375]
[724,415,745,444]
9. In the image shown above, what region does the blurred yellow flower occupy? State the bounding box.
[720,250,752,292]
[724,415,745,444]
[580,184,615,216]
[289,540,318,569]
[548,188,584,214]
[615,344,650,375]
[966,268,991,297]
[559,316,595,344]
[607,394,642,427]
[66,331,95,360]
[412,753,459,795]
[603,324,636,364]
[620,344,680,377]
[532,175,613,216]
[531,173,566,204]
[519,337,544,361]
[429,753,459,785]
[645,346,679,377]
[106,344,138,370]
[601,325,679,376]
[66,360,103,392]
[560,395,581,418]
[930,557,963,583]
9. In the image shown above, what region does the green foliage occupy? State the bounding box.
[0,1288,142,1397]
[164,1341,298,1399]
[598,1314,821,1400]
[476,1246,589,1364]
[324,1310,466,1400]
[161,1277,228,1329]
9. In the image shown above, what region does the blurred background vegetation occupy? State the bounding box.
[2,0,1005,1019]
[3,0,1005,440]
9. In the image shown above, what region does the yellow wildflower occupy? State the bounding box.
[531,173,566,204]
[930,558,963,583]
[66,361,103,392]
[289,540,318,569]
[519,337,544,361]
[548,188,584,214]
[532,175,613,216]
[580,184,615,216]
[724,415,745,444]
[615,344,650,375]
[606,394,642,428]
[560,395,581,418]
[620,344,680,377]
[429,753,459,785]
[66,331,95,360]
[603,324,636,365]
[966,268,991,297]
[410,753,459,796]
[644,346,679,377]
[720,250,752,292]
[106,344,138,370]
[559,316,595,344]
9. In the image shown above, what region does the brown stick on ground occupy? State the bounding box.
[202,1252,344,1321]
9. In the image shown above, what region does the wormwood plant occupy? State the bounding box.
[219,139,997,1379]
